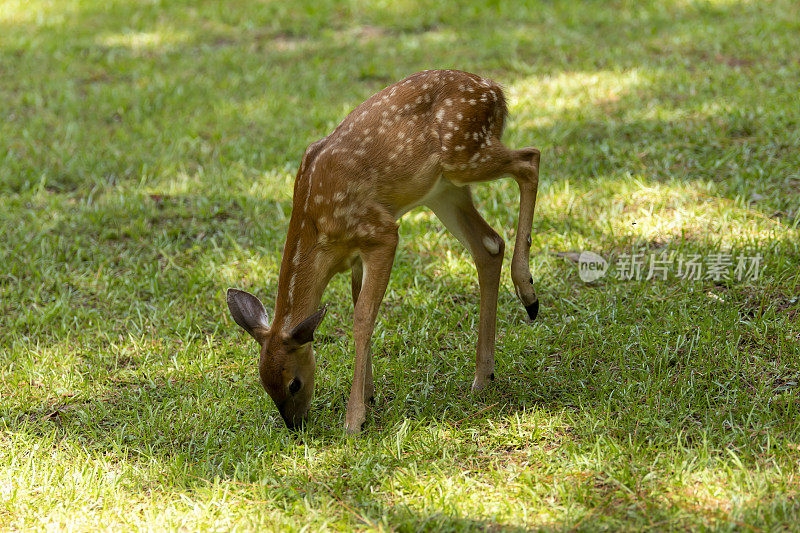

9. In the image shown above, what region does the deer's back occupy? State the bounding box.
[294,70,508,242]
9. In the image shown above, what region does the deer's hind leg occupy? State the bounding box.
[427,183,505,392]
[442,142,541,321]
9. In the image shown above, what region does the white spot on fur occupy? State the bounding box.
[483,235,501,255]
[357,224,375,238]
[333,203,359,219]
[290,274,294,316]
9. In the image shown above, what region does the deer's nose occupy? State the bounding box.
[282,413,306,431]
[278,405,307,431]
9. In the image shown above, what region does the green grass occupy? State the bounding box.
[2,0,800,530]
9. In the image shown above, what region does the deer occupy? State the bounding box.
[226,69,540,434]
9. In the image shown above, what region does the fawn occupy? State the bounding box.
[227,70,540,434]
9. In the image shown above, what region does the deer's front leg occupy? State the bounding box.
[347,233,398,435]
[350,257,374,403]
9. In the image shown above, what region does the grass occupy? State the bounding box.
[1,0,800,530]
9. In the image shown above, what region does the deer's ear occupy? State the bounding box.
[289,305,328,346]
[227,288,269,343]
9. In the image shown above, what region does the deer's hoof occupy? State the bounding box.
[525,299,539,321]
[345,409,366,436]
[471,375,492,393]
[345,420,366,436]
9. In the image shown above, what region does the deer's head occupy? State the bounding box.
[226,288,327,430]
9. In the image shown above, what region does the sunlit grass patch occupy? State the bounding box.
[509,69,646,128]
[560,175,797,247]
[97,29,190,52]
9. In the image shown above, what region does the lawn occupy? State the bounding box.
[1,0,799,530]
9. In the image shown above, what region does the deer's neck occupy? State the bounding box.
[272,214,328,334]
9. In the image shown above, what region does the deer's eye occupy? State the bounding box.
[288,378,302,395]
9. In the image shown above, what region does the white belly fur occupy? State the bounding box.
[393,176,455,220]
